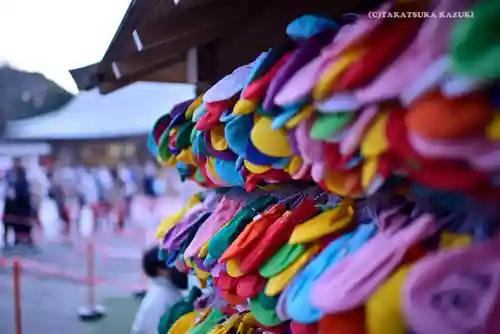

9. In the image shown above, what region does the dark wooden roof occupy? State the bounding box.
[70,0,385,94]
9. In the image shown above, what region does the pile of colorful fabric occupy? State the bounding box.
[149,0,500,332]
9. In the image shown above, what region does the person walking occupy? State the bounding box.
[3,159,37,251]
[118,163,136,227]
[108,168,127,232]
[142,161,157,198]
[48,169,71,237]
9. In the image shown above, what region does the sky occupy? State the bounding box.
[0,0,131,93]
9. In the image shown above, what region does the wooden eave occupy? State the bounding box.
[71,0,385,94]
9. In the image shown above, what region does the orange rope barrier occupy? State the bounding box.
[0,253,147,291]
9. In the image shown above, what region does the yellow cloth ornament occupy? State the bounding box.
[289,204,353,244]
[156,194,201,238]
[324,171,350,195]
[206,157,227,184]
[161,155,178,167]
[185,258,195,269]
[440,232,472,249]
[250,116,292,157]
[226,259,246,278]
[366,265,411,334]
[186,96,204,120]
[241,313,257,327]
[237,323,246,334]
[362,156,379,190]
[211,124,229,151]
[244,160,272,174]
[168,155,178,165]
[285,105,315,129]
[168,310,200,334]
[287,156,304,177]
[194,308,212,326]
[486,113,500,140]
[198,239,211,258]
[361,112,389,157]
[313,50,363,100]
[209,314,243,334]
[193,263,211,281]
[176,150,190,164]
[265,244,321,296]
[177,147,197,165]
[324,171,358,196]
[232,99,258,115]
[206,157,218,177]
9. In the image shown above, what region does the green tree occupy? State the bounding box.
[0,65,74,121]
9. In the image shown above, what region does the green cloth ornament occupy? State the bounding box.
[258,290,279,310]
[256,104,280,116]
[310,112,354,140]
[159,248,168,261]
[259,243,306,278]
[451,0,500,79]
[188,308,226,334]
[190,127,199,145]
[249,294,284,327]
[194,168,207,184]
[208,196,276,259]
[157,287,202,334]
[158,130,173,161]
[175,121,195,149]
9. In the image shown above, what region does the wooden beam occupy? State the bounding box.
[206,0,383,81]
[69,63,100,91]
[135,0,256,48]
[94,0,387,93]
[102,0,263,78]
[97,54,187,94]
[187,47,198,84]
[100,0,158,62]
[145,61,187,83]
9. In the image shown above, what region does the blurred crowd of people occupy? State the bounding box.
[1,158,167,252]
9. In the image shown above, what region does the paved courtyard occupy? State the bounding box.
[0,196,180,334]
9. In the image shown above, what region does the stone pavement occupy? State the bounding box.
[0,194,191,334]
[0,232,148,334]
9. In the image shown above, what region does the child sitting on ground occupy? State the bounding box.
[131,246,188,334]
